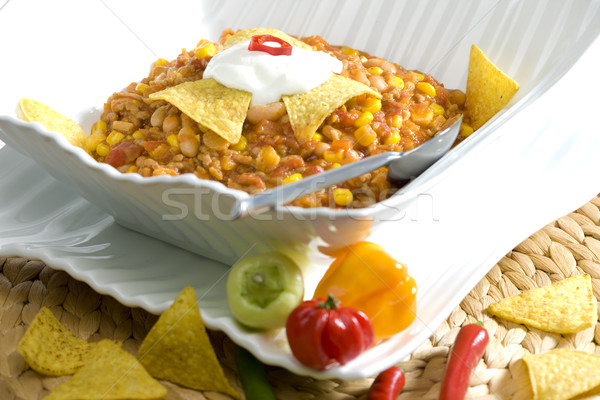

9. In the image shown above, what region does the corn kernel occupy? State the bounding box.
[126,165,138,173]
[95,143,110,157]
[230,135,247,151]
[367,66,383,75]
[135,83,149,95]
[333,188,353,207]
[132,130,146,140]
[391,114,403,128]
[410,109,434,126]
[460,123,474,137]
[167,134,179,149]
[332,163,341,168]
[106,130,125,145]
[360,97,382,114]
[194,43,216,59]
[385,130,401,145]
[388,75,404,89]
[354,125,377,146]
[91,120,108,136]
[312,133,323,142]
[154,58,170,67]
[86,134,104,153]
[324,150,343,164]
[282,173,303,185]
[341,46,359,56]
[431,103,445,115]
[354,111,374,128]
[416,82,436,97]
[413,72,424,81]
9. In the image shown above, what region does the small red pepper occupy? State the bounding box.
[285,294,374,370]
[439,322,489,400]
[248,34,292,56]
[366,366,405,400]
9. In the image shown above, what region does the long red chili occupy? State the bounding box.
[248,34,292,56]
[366,366,405,400]
[439,322,489,400]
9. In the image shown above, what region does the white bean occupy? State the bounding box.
[246,102,286,124]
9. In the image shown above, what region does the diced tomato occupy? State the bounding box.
[304,165,325,176]
[236,173,266,191]
[333,108,359,127]
[104,142,143,168]
[272,155,305,177]
[142,140,173,163]
[331,139,353,152]
[142,140,168,154]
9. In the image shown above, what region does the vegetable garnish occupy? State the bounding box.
[313,241,416,341]
[366,366,405,400]
[248,34,293,56]
[227,252,304,329]
[286,294,374,370]
[235,346,277,400]
[439,322,489,400]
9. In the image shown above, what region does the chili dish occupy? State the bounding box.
[88,28,471,209]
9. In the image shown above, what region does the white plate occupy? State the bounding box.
[2,0,600,381]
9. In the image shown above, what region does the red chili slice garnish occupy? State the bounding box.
[248,34,292,56]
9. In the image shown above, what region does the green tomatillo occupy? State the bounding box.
[226,252,304,330]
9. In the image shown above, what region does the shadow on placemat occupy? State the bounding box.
[1,194,600,399]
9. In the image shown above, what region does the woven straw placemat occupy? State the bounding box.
[1,194,600,400]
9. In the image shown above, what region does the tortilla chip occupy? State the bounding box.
[45,339,166,400]
[224,27,313,50]
[523,349,600,400]
[17,307,94,376]
[487,274,597,334]
[137,286,240,399]
[466,44,519,130]
[283,74,381,143]
[19,98,87,149]
[149,78,251,144]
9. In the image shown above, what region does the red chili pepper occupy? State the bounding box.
[366,366,405,400]
[248,34,292,56]
[285,294,374,370]
[439,322,489,400]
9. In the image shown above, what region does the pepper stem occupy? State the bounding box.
[318,294,340,310]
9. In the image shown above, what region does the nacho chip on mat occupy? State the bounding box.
[283,74,381,143]
[17,307,95,376]
[224,27,313,50]
[149,78,251,144]
[487,274,597,334]
[466,44,519,130]
[19,98,87,149]
[45,339,166,400]
[523,348,600,400]
[137,286,240,399]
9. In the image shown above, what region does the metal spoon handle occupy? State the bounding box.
[231,152,402,219]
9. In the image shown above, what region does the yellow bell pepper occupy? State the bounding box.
[313,241,417,342]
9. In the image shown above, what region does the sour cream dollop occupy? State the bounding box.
[203,40,343,106]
